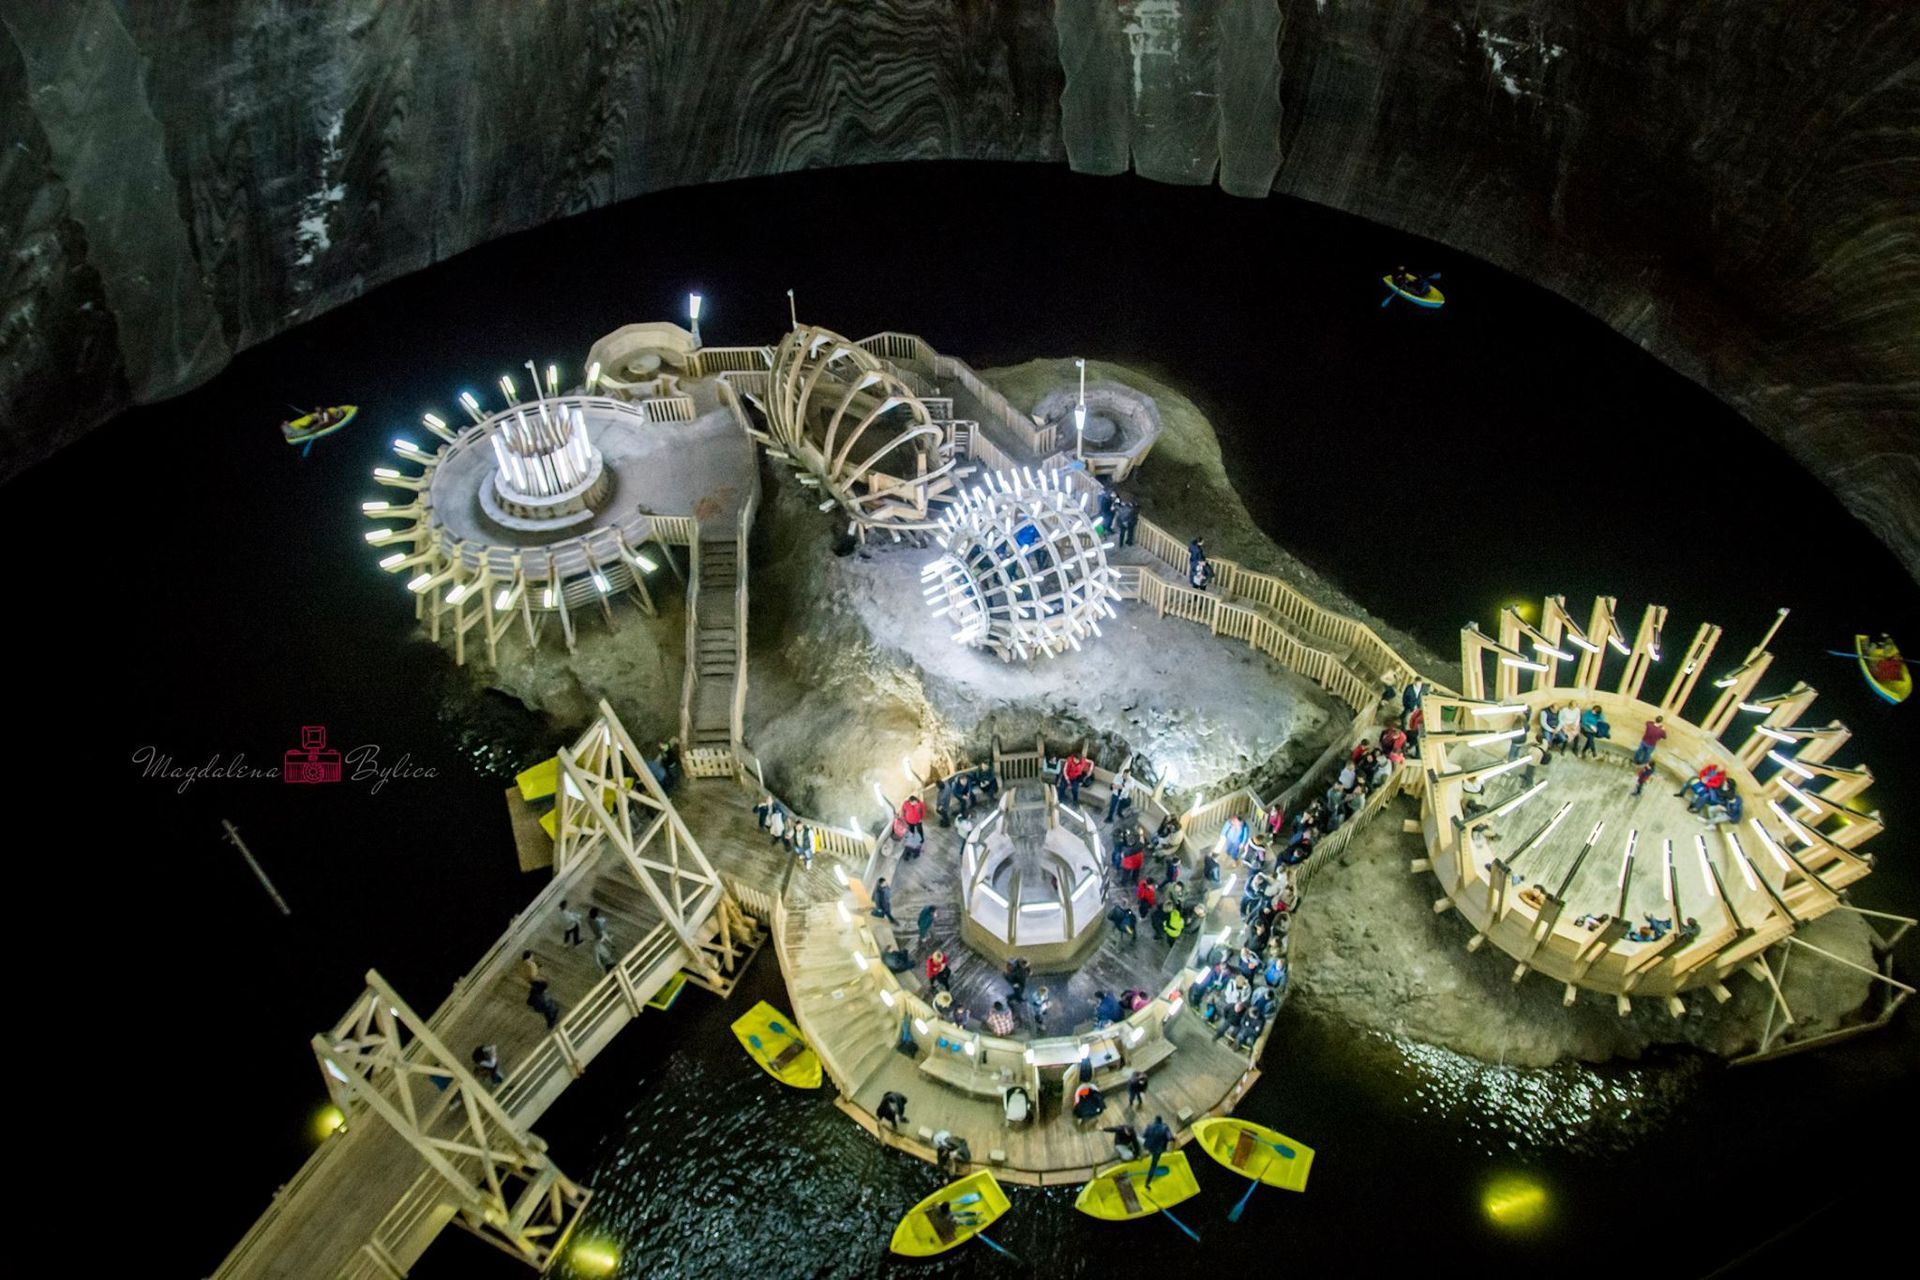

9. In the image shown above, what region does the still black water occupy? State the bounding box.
[20,163,1914,1277]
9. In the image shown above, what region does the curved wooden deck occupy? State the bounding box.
[1419,604,1884,1013]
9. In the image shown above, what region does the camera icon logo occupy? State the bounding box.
[283,725,343,784]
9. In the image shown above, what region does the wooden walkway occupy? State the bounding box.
[216,817,727,1280]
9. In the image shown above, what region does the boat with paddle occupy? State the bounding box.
[281,404,357,448]
[1191,1116,1315,1220]
[888,1169,1013,1258]
[1075,1151,1204,1240]
[1854,634,1911,705]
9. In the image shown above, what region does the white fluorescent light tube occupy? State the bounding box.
[1723,830,1760,891]
[1695,834,1718,897]
[1738,702,1771,713]
[1566,634,1601,653]
[1662,839,1675,903]
[1778,779,1823,812]
[1748,819,1794,875]
[1530,639,1573,660]
[1465,728,1524,746]
[1487,779,1548,820]
[1469,704,1529,718]
[1608,634,1631,656]
[1501,657,1548,672]
[1766,750,1815,780]
[1019,902,1061,913]
[1618,829,1637,887]
[1754,726,1795,744]
[1767,800,1813,844]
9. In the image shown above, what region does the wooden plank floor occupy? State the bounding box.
[1454,741,1768,936]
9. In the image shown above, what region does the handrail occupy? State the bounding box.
[679,533,702,750]
[731,494,755,749]
[1133,515,1437,699]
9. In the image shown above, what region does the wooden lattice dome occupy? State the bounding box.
[923,469,1120,661]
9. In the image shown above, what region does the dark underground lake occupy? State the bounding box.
[22,161,1917,1278]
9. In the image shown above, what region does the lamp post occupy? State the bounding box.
[1074,358,1087,459]
[688,292,703,348]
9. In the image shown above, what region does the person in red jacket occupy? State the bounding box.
[899,793,926,838]
[1135,878,1158,920]
[925,949,952,994]
[1063,753,1094,805]
[1121,846,1146,885]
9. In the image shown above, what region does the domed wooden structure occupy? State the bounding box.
[765,325,959,531]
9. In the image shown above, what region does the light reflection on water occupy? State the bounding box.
[1372,1031,1705,1157]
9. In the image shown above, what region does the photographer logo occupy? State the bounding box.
[283,725,344,785]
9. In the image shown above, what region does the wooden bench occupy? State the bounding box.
[918,1054,1012,1099]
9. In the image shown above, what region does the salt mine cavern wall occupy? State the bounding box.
[2,2,1916,577]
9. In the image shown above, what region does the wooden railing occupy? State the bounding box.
[688,345,775,378]
[679,534,702,751]
[649,515,698,545]
[637,394,697,423]
[1135,569,1377,712]
[1132,515,1431,702]
[730,495,755,750]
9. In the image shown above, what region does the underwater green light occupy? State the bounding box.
[570,1240,619,1275]
[1482,1174,1549,1228]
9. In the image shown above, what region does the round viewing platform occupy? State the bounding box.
[767,743,1298,1185]
[1418,595,1881,1015]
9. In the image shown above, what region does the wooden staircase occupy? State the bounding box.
[692,536,740,752]
[785,902,900,1097]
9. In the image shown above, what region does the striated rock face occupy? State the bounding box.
[3,2,1916,575]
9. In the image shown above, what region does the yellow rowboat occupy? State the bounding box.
[281,404,356,445]
[730,1000,822,1088]
[1191,1116,1314,1191]
[889,1170,1011,1257]
[1856,634,1911,705]
[1075,1152,1202,1222]
[1381,275,1445,308]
